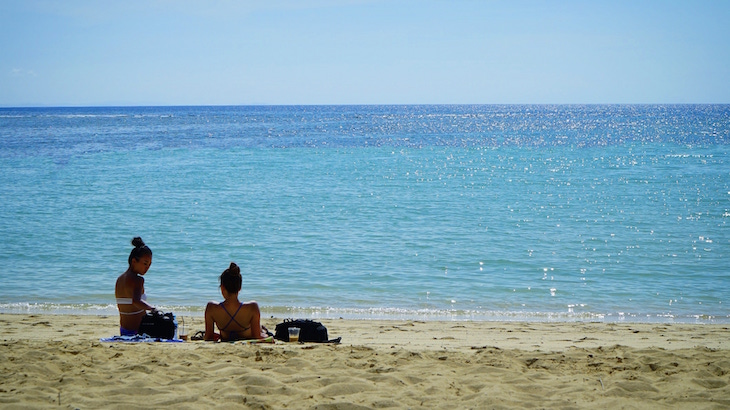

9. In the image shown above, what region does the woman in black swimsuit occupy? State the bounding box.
[204,262,262,341]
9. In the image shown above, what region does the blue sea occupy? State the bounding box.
[0,105,728,323]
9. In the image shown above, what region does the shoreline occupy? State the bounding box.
[2,304,729,325]
[2,313,729,408]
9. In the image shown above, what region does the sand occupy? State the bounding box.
[1,313,728,409]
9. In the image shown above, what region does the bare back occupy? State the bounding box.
[205,300,261,341]
[115,271,146,330]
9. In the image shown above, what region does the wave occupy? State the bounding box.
[2,302,727,324]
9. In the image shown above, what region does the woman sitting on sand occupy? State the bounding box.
[204,262,263,341]
[115,237,159,336]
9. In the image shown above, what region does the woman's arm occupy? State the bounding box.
[248,302,262,339]
[132,277,156,311]
[204,302,220,341]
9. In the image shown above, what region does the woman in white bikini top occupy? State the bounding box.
[115,237,158,336]
[116,293,148,315]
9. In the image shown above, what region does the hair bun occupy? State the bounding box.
[131,237,146,248]
[228,262,240,275]
[220,262,243,294]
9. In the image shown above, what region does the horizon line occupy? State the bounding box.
[2,102,729,109]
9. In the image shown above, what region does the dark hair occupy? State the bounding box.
[220,262,242,294]
[128,237,152,265]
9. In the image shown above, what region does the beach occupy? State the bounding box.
[1,313,728,409]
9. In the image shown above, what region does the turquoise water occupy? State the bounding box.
[1,105,728,322]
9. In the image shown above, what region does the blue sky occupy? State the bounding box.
[1,0,729,106]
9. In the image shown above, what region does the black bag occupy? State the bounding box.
[139,311,177,339]
[274,319,339,343]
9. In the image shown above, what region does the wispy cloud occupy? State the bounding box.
[10,68,37,77]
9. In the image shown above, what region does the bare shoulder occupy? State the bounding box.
[119,271,143,286]
[242,301,260,312]
[205,301,224,315]
[116,271,143,295]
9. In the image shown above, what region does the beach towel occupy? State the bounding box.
[238,336,276,344]
[100,334,184,343]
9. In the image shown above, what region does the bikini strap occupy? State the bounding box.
[219,302,245,331]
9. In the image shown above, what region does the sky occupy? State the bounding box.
[1,0,729,106]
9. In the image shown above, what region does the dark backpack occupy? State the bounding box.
[274,319,340,343]
[139,311,177,340]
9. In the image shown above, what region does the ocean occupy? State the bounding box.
[0,105,728,323]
